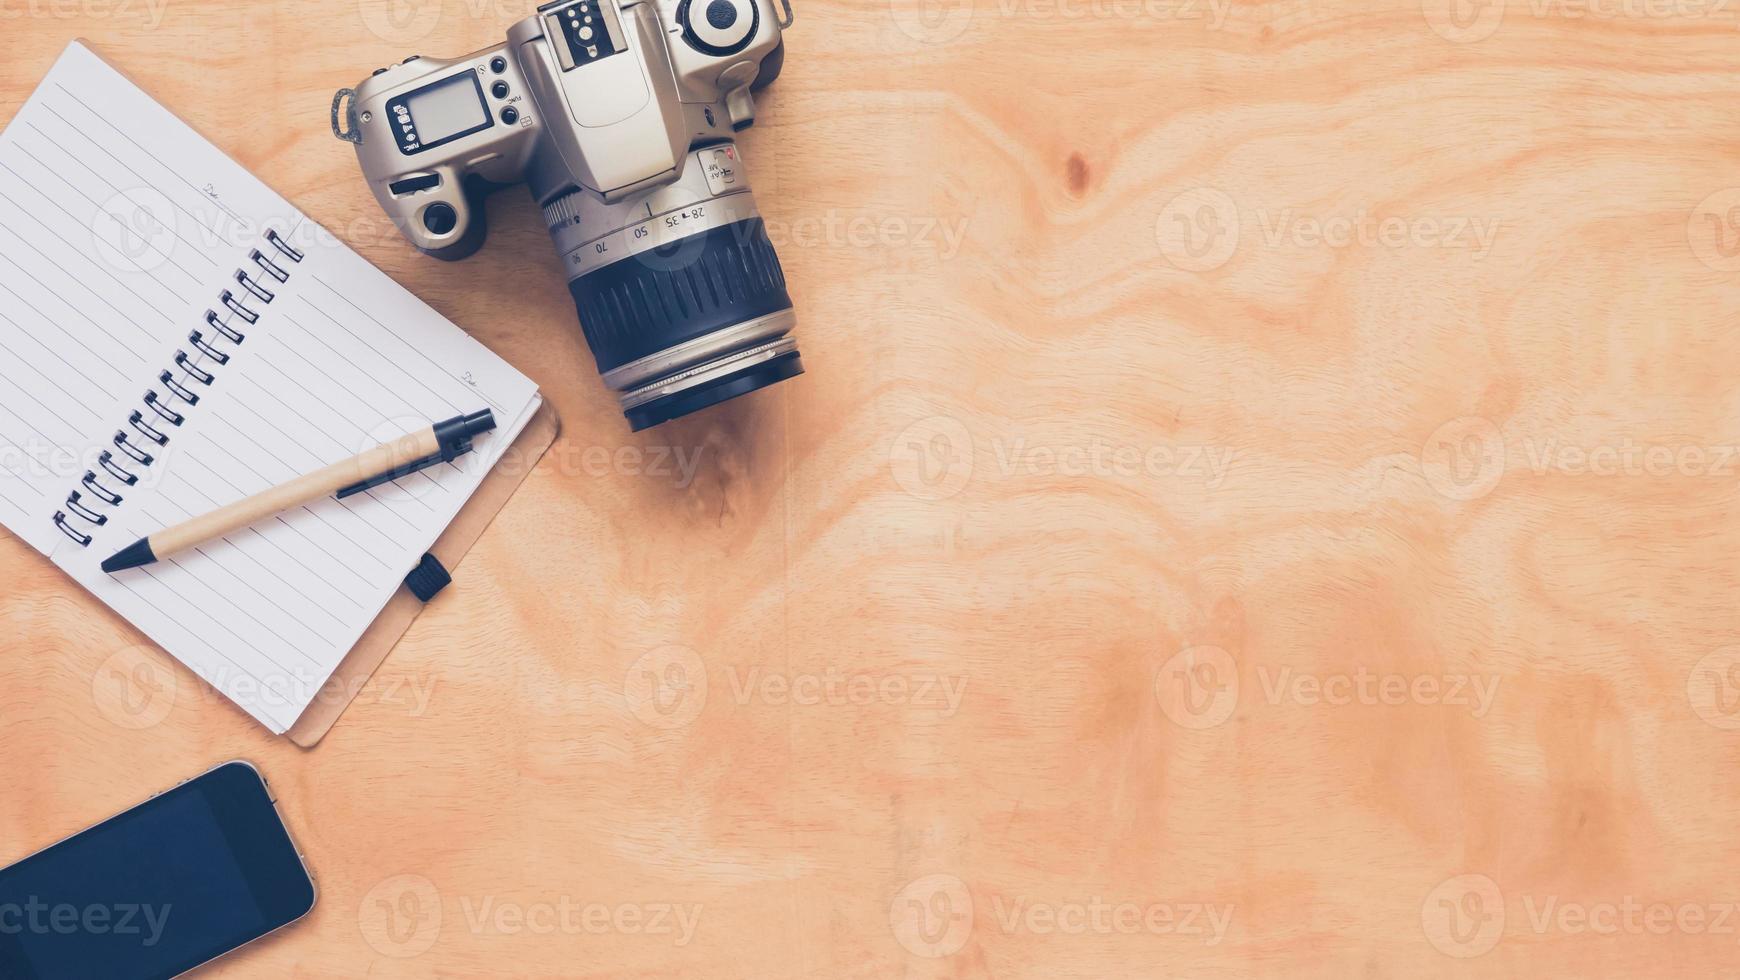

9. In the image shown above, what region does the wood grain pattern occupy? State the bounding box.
[4,0,1740,976]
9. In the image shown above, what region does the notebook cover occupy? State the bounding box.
[285,400,558,746]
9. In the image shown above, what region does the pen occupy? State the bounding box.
[101,409,497,573]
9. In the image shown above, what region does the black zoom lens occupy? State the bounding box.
[565,215,803,431]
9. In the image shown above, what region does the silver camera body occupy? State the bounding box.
[334,0,800,430]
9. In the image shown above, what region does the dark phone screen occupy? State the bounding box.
[0,763,312,979]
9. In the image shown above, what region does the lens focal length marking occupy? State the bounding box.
[563,190,759,277]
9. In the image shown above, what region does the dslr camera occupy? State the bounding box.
[333,0,800,430]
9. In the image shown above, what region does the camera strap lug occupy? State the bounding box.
[331,88,363,144]
[725,86,756,130]
[776,0,794,28]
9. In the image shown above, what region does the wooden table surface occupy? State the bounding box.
[5,0,1740,976]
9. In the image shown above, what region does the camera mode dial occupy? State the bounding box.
[678,0,758,56]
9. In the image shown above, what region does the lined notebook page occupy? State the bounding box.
[0,42,285,554]
[0,41,541,733]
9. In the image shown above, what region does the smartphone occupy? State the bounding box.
[0,760,316,980]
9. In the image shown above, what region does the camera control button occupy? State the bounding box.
[491,80,510,98]
[500,106,520,125]
[489,55,508,73]
[423,202,458,236]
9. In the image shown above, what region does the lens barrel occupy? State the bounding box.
[542,146,802,430]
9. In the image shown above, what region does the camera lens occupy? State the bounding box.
[540,146,802,430]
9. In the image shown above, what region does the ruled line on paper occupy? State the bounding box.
[24,120,224,271]
[0,157,192,307]
[0,184,180,329]
[53,82,247,227]
[302,278,506,415]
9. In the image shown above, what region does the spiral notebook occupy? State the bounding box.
[0,41,548,737]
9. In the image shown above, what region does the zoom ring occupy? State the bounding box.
[568,217,792,373]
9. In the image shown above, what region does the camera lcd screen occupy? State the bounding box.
[405,72,489,145]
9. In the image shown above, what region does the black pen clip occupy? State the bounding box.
[336,409,496,499]
[335,449,458,499]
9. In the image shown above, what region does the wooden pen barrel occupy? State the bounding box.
[146,426,439,556]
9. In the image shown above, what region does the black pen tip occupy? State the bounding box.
[101,538,157,573]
